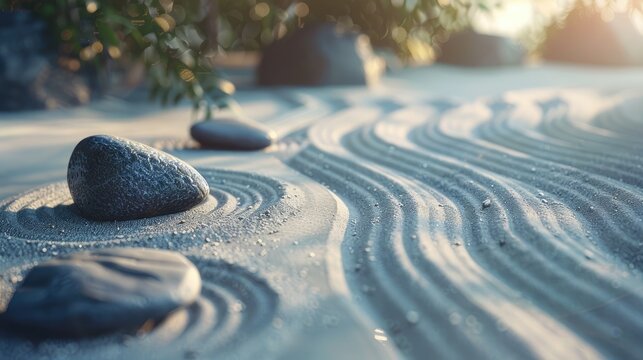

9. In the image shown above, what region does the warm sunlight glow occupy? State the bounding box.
[86,1,98,14]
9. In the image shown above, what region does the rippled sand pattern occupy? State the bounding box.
[0,169,294,359]
[287,90,643,359]
[0,88,642,359]
[0,168,300,251]
[0,258,278,359]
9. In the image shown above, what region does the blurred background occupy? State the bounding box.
[0,0,641,113]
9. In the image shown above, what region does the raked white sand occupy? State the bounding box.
[0,65,642,359]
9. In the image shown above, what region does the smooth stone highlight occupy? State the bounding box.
[67,135,209,221]
[190,118,276,150]
[1,248,202,338]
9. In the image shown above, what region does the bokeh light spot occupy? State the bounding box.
[218,79,236,95]
[179,69,196,82]
[86,1,98,14]
[294,3,310,18]
[392,27,408,43]
[251,2,271,20]
[154,14,176,32]
[107,46,122,59]
[79,47,96,61]
[91,41,103,53]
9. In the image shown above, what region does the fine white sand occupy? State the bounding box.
[0,65,642,359]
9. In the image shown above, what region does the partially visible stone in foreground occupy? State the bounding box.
[436,29,525,67]
[1,248,201,338]
[191,118,276,150]
[68,135,209,221]
[257,23,384,86]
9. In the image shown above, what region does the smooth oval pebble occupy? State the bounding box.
[190,118,276,151]
[1,248,201,338]
[67,135,209,221]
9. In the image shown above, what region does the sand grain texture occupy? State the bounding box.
[0,67,642,359]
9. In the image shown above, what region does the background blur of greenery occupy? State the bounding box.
[0,0,642,117]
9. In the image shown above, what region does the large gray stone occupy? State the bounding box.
[1,248,201,338]
[436,29,525,67]
[67,135,209,221]
[190,118,276,150]
[257,23,384,86]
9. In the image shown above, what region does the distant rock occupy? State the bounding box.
[67,135,209,221]
[436,30,525,67]
[542,6,643,66]
[257,23,384,86]
[0,11,90,111]
[1,248,201,338]
[0,12,47,85]
[191,118,276,150]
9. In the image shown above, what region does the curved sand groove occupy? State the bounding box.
[416,100,643,266]
[592,96,643,139]
[345,109,609,356]
[374,102,643,355]
[288,107,589,359]
[264,92,349,134]
[0,169,300,254]
[138,258,278,357]
[0,258,278,360]
[0,86,641,359]
[535,96,643,155]
[352,114,643,359]
[287,93,643,359]
[476,98,643,188]
[152,91,347,151]
[290,147,550,359]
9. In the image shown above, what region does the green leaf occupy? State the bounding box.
[96,20,120,47]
